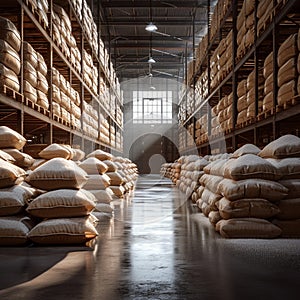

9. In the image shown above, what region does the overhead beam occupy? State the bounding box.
[100,0,207,8]
[101,20,207,26]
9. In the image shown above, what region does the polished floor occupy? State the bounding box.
[0,174,300,300]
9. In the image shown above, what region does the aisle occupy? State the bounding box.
[0,175,300,300]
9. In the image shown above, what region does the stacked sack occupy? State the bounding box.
[25,157,98,245]
[237,70,264,125]
[52,4,81,73]
[0,16,21,93]
[262,51,274,112]
[23,41,49,110]
[277,33,298,107]
[36,0,49,28]
[215,144,287,238]
[236,0,255,59]
[52,67,81,128]
[0,127,38,245]
[113,157,138,193]
[259,135,300,237]
[195,114,208,145]
[79,151,114,218]
[176,155,208,201]
[82,49,98,95]
[257,0,274,36]
[160,162,181,185]
[99,113,110,145]
[0,126,35,170]
[197,157,229,221]
[82,100,99,139]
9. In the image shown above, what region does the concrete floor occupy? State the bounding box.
[0,174,300,300]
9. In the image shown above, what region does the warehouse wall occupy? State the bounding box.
[121,77,181,173]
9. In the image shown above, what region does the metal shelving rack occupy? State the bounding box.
[178,0,300,155]
[0,0,124,154]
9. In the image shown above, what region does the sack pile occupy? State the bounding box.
[0,17,21,92]
[23,41,49,109]
[260,135,300,237]
[162,135,300,238]
[277,33,298,107]
[160,162,181,184]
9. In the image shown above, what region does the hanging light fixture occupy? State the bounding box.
[145,22,158,32]
[145,0,157,32]
[148,57,156,63]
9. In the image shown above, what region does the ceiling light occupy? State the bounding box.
[150,86,156,90]
[145,22,158,32]
[148,57,156,63]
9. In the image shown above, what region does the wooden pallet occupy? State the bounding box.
[257,108,275,121]
[276,95,300,112]
[2,85,23,103]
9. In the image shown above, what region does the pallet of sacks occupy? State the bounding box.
[259,135,300,237]
[0,17,21,93]
[213,144,285,238]
[0,126,38,246]
[25,157,98,246]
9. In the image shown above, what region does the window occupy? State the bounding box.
[133,91,172,124]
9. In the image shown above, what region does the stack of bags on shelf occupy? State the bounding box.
[246,69,264,120]
[262,51,274,112]
[236,79,248,125]
[257,0,274,36]
[236,0,255,59]
[195,35,208,71]
[110,125,116,147]
[116,131,123,150]
[277,32,298,107]
[82,100,99,139]
[99,77,110,109]
[194,69,208,108]
[25,157,98,245]
[52,67,81,127]
[260,135,300,237]
[185,89,194,119]
[116,106,123,128]
[52,4,81,74]
[71,0,83,21]
[82,49,98,95]
[209,0,231,42]
[210,31,232,91]
[212,93,233,135]
[36,0,49,28]
[23,41,49,110]
[236,70,264,125]
[195,114,208,145]
[0,16,21,93]
[99,113,110,145]
[82,1,95,49]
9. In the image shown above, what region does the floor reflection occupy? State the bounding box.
[0,175,300,300]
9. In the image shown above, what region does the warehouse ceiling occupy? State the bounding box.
[96,0,216,81]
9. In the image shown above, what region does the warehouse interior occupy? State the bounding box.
[0,0,300,299]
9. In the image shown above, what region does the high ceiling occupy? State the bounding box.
[97,0,216,81]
